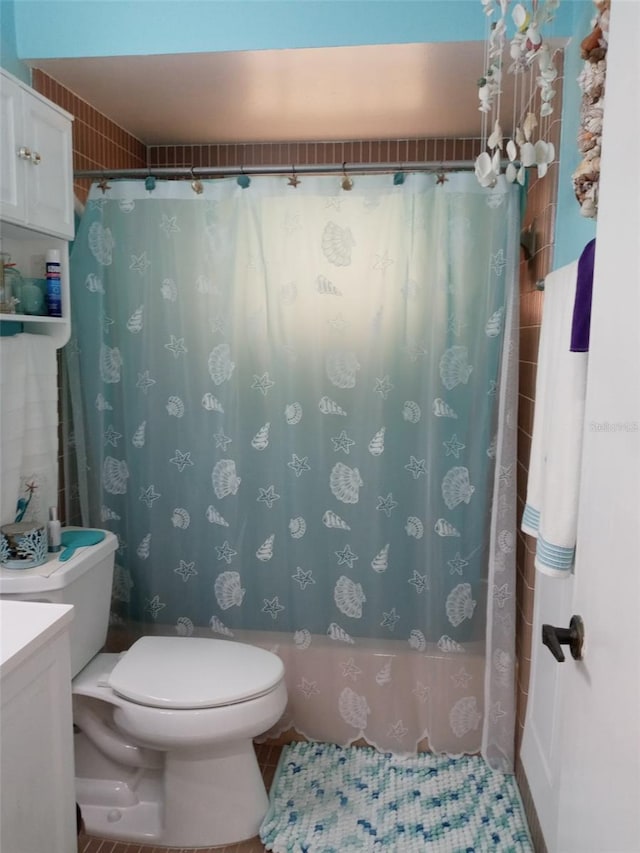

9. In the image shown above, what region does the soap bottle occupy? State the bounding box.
[47,506,61,553]
[45,249,62,317]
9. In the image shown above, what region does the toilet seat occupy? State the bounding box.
[108,636,285,710]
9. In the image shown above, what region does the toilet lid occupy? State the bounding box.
[108,636,284,709]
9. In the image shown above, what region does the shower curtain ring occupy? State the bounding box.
[190,167,204,195]
[341,162,353,192]
[237,166,251,189]
[287,165,300,188]
[145,169,156,192]
[97,174,111,194]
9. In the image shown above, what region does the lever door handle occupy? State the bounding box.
[542,615,584,662]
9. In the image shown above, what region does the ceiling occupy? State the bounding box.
[31,41,518,145]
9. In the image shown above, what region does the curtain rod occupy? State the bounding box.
[74,160,477,180]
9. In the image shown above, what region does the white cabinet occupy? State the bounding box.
[0,601,76,853]
[0,69,74,239]
[1,69,73,347]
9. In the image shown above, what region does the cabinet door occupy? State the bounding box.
[24,93,74,239]
[0,74,26,225]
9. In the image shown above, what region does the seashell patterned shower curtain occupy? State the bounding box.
[66,173,518,769]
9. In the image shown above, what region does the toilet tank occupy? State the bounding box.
[0,529,117,677]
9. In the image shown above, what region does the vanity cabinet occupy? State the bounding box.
[1,68,73,347]
[0,601,76,853]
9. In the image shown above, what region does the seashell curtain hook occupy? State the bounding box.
[236,166,251,189]
[287,165,300,188]
[341,163,353,191]
[190,167,204,195]
[144,170,156,192]
[97,175,111,194]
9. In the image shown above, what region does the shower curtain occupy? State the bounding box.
[67,173,518,769]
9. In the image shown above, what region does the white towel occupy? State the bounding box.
[0,333,59,527]
[521,261,588,577]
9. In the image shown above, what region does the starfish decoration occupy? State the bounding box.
[340,658,362,681]
[490,249,506,276]
[213,429,232,451]
[404,456,427,479]
[24,480,38,495]
[287,172,300,188]
[335,544,358,569]
[257,485,281,509]
[159,214,180,237]
[373,375,394,399]
[298,678,320,698]
[291,567,315,590]
[287,454,311,477]
[388,720,409,741]
[129,252,151,274]
[490,701,507,723]
[493,583,513,608]
[262,596,285,619]
[376,493,398,518]
[443,434,466,459]
[436,172,449,185]
[170,450,194,472]
[174,560,197,582]
[251,372,275,396]
[97,176,111,194]
[144,594,166,619]
[412,682,430,703]
[373,250,394,271]
[447,552,469,576]
[136,370,156,394]
[331,430,356,454]
[451,667,473,689]
[408,571,428,594]
[381,607,400,631]
[215,540,237,564]
[139,485,161,508]
[164,335,188,358]
[103,425,123,448]
[498,465,513,487]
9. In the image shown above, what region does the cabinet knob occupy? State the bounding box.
[18,146,32,160]
[30,151,41,165]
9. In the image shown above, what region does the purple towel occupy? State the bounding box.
[570,239,596,352]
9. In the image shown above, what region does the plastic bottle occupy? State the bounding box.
[47,506,61,553]
[45,249,62,317]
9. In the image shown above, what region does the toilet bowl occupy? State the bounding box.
[0,531,288,848]
[72,636,287,847]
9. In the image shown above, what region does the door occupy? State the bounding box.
[521,4,640,851]
[0,72,26,225]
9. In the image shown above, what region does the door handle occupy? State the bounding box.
[542,615,585,662]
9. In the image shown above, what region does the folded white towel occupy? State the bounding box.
[521,261,588,577]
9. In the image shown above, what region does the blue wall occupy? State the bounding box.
[554,0,597,268]
[0,0,29,80]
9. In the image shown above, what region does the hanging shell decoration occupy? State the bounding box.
[214,570,245,610]
[439,346,473,391]
[327,622,355,644]
[316,275,342,296]
[202,392,224,413]
[166,396,185,418]
[103,457,129,495]
[325,351,360,389]
[405,516,424,540]
[442,466,475,510]
[209,614,234,636]
[319,396,347,416]
[131,421,146,448]
[402,401,421,424]
[126,305,144,334]
[367,427,386,456]
[449,695,481,738]
[446,583,477,628]
[370,544,389,573]
[88,221,114,266]
[330,463,363,504]
[289,517,307,539]
[322,510,351,531]
[206,504,229,527]
[408,629,427,652]
[175,617,194,636]
[99,344,123,384]
[438,634,465,654]
[208,343,235,385]
[432,398,458,419]
[434,518,461,538]
[294,628,312,650]
[256,534,275,562]
[334,575,366,619]
[321,221,355,267]
[212,459,241,500]
[171,507,190,529]
[285,403,303,425]
[338,687,370,729]
[251,422,271,450]
[136,533,151,559]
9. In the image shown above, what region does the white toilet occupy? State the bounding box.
[0,529,287,848]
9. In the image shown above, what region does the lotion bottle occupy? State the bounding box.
[47,506,61,553]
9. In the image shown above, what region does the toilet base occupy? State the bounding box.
[75,731,269,848]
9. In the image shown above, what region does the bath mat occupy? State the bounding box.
[260,742,533,852]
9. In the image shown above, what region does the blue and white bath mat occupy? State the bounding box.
[260,742,533,852]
